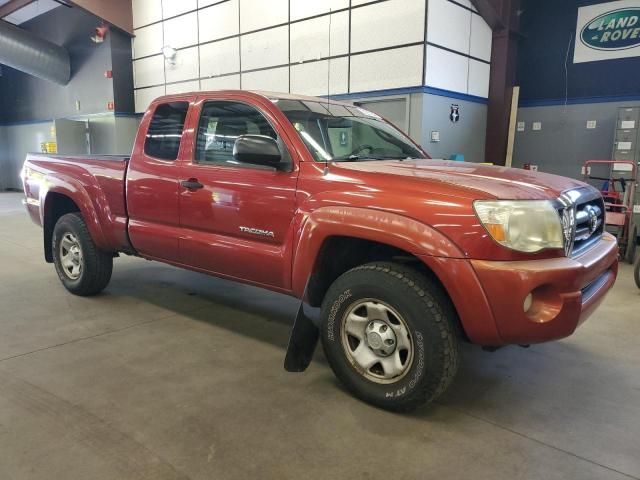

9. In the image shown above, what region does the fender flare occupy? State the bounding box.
[41,177,110,251]
[291,206,465,298]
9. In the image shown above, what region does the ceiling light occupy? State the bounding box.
[162,45,177,65]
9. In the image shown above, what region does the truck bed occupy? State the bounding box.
[22,153,133,253]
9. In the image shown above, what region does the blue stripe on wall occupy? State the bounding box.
[327,86,489,105]
[520,93,640,108]
[2,88,487,127]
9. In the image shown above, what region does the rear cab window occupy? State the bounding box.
[144,101,189,161]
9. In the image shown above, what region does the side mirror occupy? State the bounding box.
[233,135,286,170]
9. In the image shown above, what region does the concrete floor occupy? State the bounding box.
[0,191,639,480]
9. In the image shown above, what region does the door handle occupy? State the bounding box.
[180,179,204,190]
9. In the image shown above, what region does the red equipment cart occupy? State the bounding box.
[582,160,637,263]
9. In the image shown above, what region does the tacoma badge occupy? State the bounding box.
[239,226,275,238]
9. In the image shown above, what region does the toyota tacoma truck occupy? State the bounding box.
[22,90,618,411]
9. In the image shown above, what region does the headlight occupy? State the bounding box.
[473,200,564,253]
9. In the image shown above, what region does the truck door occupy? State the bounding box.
[177,98,299,289]
[126,100,190,262]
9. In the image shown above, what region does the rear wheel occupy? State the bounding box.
[52,213,113,296]
[320,262,459,412]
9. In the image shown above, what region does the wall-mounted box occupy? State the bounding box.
[613,149,635,161]
[615,129,638,143]
[616,141,634,151]
[617,107,640,130]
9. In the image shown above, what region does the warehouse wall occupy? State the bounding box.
[0,6,133,123]
[0,114,140,190]
[132,0,491,108]
[0,5,136,190]
[0,122,53,191]
[513,0,640,178]
[130,0,491,161]
[517,0,640,104]
[513,101,640,178]
[421,93,487,162]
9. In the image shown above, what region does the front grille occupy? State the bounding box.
[573,196,605,255]
[558,188,605,257]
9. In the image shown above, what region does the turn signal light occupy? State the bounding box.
[485,223,506,242]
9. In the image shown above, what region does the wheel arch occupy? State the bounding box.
[42,188,106,262]
[292,207,468,339]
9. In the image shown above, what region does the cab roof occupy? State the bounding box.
[152,89,354,108]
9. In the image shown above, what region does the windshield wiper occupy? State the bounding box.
[334,154,409,162]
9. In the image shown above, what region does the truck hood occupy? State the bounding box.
[332,159,589,200]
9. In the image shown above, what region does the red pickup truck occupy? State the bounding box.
[22,90,618,411]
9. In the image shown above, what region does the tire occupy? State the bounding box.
[634,254,640,289]
[320,261,459,412]
[625,225,637,264]
[52,213,113,296]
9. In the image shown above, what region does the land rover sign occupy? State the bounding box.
[575,0,640,63]
[582,9,640,50]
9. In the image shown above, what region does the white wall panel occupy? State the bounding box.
[133,23,163,59]
[200,38,241,77]
[467,59,489,98]
[290,11,348,63]
[425,45,468,94]
[351,0,425,53]
[135,85,165,113]
[133,55,165,88]
[241,26,288,71]
[350,45,423,92]
[198,0,223,7]
[132,0,162,28]
[427,0,471,54]
[166,80,200,94]
[163,11,198,49]
[165,46,199,83]
[290,57,348,96]
[470,13,492,62]
[351,0,379,6]
[290,0,349,21]
[162,0,197,18]
[241,66,289,92]
[240,0,288,33]
[199,0,239,43]
[134,0,491,108]
[201,74,241,90]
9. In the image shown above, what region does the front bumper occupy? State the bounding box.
[469,233,618,345]
[421,233,619,346]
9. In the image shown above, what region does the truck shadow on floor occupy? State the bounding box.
[106,259,617,417]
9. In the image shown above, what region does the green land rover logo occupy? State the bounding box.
[581,8,640,50]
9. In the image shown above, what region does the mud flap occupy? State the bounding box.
[284,300,319,372]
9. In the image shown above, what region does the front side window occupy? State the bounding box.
[195,101,278,166]
[274,99,426,162]
[144,101,189,161]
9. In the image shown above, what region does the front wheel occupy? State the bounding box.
[320,262,460,412]
[52,213,113,296]
[634,254,640,289]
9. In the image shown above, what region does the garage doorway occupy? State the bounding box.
[354,97,409,133]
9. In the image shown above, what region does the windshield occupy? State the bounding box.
[273,99,427,162]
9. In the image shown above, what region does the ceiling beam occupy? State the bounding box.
[0,0,36,18]
[470,0,504,31]
[472,0,523,166]
[67,0,133,35]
